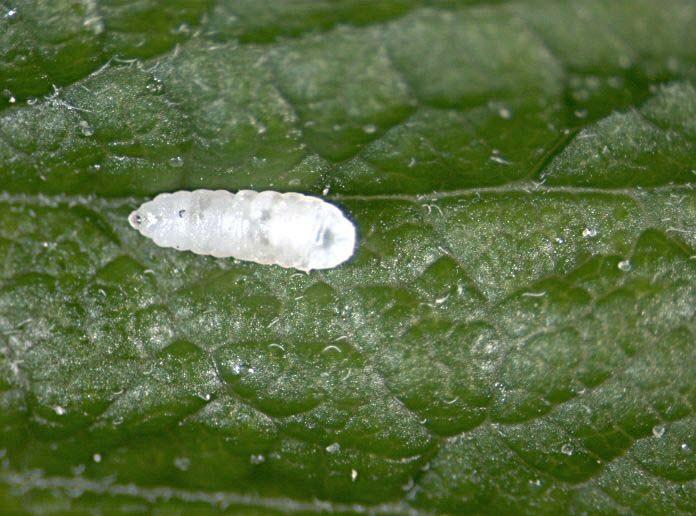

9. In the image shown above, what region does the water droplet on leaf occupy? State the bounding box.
[169,156,184,168]
[250,454,265,464]
[498,106,512,119]
[561,444,574,456]
[582,228,597,238]
[146,77,165,95]
[79,120,94,136]
[174,457,191,471]
[325,442,341,454]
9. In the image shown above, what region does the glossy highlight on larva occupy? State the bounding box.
[128,190,356,271]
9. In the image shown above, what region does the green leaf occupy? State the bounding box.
[0,0,694,513]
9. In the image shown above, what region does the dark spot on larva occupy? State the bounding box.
[315,226,334,247]
[178,209,186,218]
[322,230,334,248]
[260,210,271,222]
[129,212,142,226]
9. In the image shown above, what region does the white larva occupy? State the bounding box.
[128,190,356,271]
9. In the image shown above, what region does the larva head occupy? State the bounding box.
[128,210,143,230]
[128,191,197,249]
[128,208,160,236]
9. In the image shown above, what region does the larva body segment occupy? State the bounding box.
[128,190,356,271]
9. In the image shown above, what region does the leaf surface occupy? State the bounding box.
[0,1,694,513]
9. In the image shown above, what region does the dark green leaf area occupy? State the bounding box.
[0,0,695,513]
[542,83,695,187]
[1,2,694,196]
[0,187,693,512]
[0,0,214,103]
